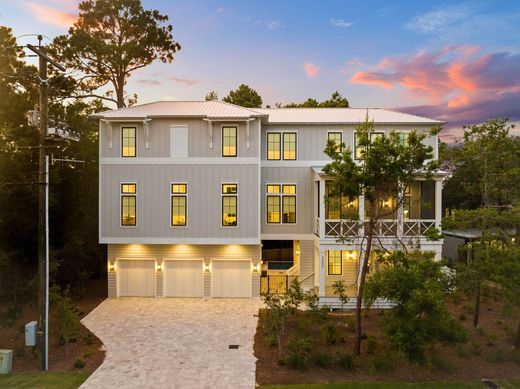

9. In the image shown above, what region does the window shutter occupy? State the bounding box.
[170,125,188,158]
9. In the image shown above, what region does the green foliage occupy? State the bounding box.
[364,335,378,355]
[372,353,395,373]
[470,341,481,355]
[311,352,334,368]
[52,0,181,108]
[73,358,86,369]
[284,91,349,108]
[54,287,81,356]
[322,321,339,345]
[331,280,349,309]
[285,336,313,370]
[222,84,262,108]
[345,315,356,333]
[365,251,468,368]
[84,333,94,345]
[205,91,218,101]
[336,350,355,370]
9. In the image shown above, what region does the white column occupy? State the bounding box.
[319,249,326,297]
[319,179,326,238]
[435,179,442,229]
[358,194,365,237]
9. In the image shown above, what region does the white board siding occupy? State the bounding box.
[170,125,188,158]
[117,259,155,297]
[212,260,252,298]
[299,240,315,288]
[163,260,204,297]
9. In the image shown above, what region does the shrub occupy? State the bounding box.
[297,317,311,333]
[476,326,485,336]
[286,336,313,370]
[429,353,451,372]
[312,352,334,368]
[345,316,356,333]
[73,358,86,369]
[54,287,81,357]
[337,350,355,370]
[322,321,339,345]
[470,341,481,356]
[372,353,394,373]
[360,332,368,340]
[84,333,94,345]
[489,348,508,363]
[455,344,469,358]
[458,314,466,321]
[365,336,378,355]
[485,334,496,347]
[331,280,349,309]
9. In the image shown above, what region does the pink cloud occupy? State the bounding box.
[27,2,77,27]
[171,77,199,86]
[350,46,520,139]
[304,63,321,77]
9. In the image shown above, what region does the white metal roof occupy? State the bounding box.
[92,100,267,120]
[255,108,443,125]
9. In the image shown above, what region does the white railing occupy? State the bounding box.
[321,219,436,239]
[324,220,359,238]
[403,219,436,237]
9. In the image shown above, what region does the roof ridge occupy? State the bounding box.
[214,100,265,115]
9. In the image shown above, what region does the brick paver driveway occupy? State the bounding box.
[80,298,261,389]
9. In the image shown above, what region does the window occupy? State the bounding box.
[327,250,342,275]
[222,126,237,157]
[222,183,238,226]
[283,133,297,160]
[266,184,296,224]
[325,181,358,219]
[171,183,187,226]
[121,127,136,157]
[354,131,383,160]
[121,183,137,226]
[267,133,281,160]
[328,132,343,152]
[397,132,409,147]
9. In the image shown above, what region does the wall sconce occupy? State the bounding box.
[108,262,115,272]
[252,263,260,273]
[204,263,211,273]
[156,262,162,272]
[382,198,391,208]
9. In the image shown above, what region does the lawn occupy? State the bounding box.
[0,372,90,389]
[260,379,520,388]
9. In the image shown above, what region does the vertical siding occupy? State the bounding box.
[107,271,117,298]
[252,273,260,298]
[299,240,315,289]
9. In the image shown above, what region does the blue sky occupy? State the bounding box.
[1,0,520,139]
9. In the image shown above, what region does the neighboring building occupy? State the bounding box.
[94,101,444,304]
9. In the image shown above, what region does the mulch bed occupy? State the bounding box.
[0,278,107,372]
[255,294,520,385]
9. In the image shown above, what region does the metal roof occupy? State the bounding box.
[255,107,443,125]
[92,100,267,120]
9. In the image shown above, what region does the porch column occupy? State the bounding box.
[319,249,326,297]
[319,179,326,238]
[358,194,365,237]
[435,179,442,229]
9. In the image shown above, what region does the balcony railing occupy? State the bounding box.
[319,218,436,239]
[403,219,436,237]
[324,220,359,238]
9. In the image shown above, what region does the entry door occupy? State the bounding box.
[164,260,204,297]
[117,260,155,297]
[212,260,251,298]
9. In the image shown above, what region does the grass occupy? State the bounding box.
[259,379,520,389]
[0,372,91,389]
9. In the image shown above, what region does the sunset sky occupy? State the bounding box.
[1,0,520,140]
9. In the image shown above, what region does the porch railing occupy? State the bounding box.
[260,275,298,294]
[324,220,359,238]
[321,218,436,239]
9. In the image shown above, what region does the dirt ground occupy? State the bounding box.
[255,293,520,385]
[0,278,107,373]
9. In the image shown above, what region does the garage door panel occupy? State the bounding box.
[212,260,251,298]
[164,260,203,297]
[118,260,155,297]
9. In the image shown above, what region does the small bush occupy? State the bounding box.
[73,358,86,369]
[84,333,94,345]
[489,348,508,363]
[345,316,355,333]
[429,353,451,372]
[360,332,368,340]
[266,334,277,347]
[285,336,313,370]
[312,352,334,368]
[372,353,394,373]
[476,326,485,336]
[470,341,481,356]
[364,336,378,355]
[455,344,469,358]
[485,334,496,347]
[297,317,311,333]
[322,321,339,345]
[337,351,355,370]
[458,314,466,321]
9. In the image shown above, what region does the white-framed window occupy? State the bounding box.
[354,131,384,160]
[222,126,238,157]
[121,127,136,157]
[267,132,297,160]
[266,184,296,224]
[326,250,342,275]
[120,183,137,226]
[283,132,297,160]
[267,132,281,160]
[171,183,187,227]
[397,132,409,147]
[222,183,238,226]
[327,131,343,152]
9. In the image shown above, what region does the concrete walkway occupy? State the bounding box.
[80,298,261,389]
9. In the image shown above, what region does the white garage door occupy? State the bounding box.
[117,260,155,297]
[164,260,204,297]
[212,260,251,298]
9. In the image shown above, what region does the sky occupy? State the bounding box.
[1,0,520,141]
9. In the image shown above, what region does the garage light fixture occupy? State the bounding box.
[252,263,260,273]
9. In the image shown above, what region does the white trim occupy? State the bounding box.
[119,181,138,228]
[221,182,239,228]
[100,237,261,244]
[210,258,253,299]
[143,119,152,149]
[170,182,189,228]
[261,160,329,167]
[261,233,315,240]
[100,157,260,165]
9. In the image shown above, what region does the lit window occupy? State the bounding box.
[327,132,342,151]
[327,250,342,275]
[222,126,237,157]
[122,127,136,157]
[266,184,296,224]
[171,183,187,226]
[121,183,137,226]
[354,132,384,160]
[267,133,281,160]
[283,132,297,160]
[397,132,409,147]
[325,181,358,219]
[222,183,238,226]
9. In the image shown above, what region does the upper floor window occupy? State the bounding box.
[327,132,343,152]
[171,183,187,226]
[121,183,137,226]
[222,183,238,226]
[325,181,358,219]
[222,126,237,157]
[354,131,383,160]
[267,132,297,160]
[266,184,296,224]
[121,127,136,157]
[397,132,409,147]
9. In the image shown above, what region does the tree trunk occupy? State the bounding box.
[514,321,520,349]
[354,216,374,356]
[115,75,126,108]
[473,281,481,327]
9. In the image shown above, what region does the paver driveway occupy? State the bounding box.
[80,298,261,389]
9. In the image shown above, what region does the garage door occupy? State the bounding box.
[117,260,155,297]
[212,260,251,298]
[164,260,204,297]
